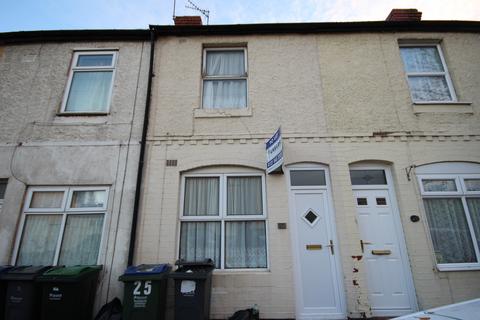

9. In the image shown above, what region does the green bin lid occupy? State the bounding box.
[38,265,102,282]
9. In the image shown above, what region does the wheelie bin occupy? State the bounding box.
[119,264,171,320]
[0,265,51,320]
[0,266,13,320]
[37,265,102,320]
[170,259,215,320]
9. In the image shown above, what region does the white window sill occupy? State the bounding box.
[413,102,473,114]
[436,264,480,272]
[212,268,270,275]
[194,107,252,118]
[56,112,109,116]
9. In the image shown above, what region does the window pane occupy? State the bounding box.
[16,215,62,265]
[179,222,221,268]
[400,47,444,73]
[467,198,480,252]
[350,170,387,185]
[203,80,247,109]
[58,214,104,265]
[290,170,326,186]
[465,179,480,192]
[422,179,457,192]
[77,54,113,67]
[184,177,219,216]
[206,50,245,76]
[65,71,113,112]
[407,76,452,101]
[71,190,107,208]
[225,221,267,268]
[423,198,477,264]
[30,191,64,209]
[227,176,262,216]
[0,179,7,199]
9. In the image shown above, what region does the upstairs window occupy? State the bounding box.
[399,44,456,103]
[202,48,247,109]
[61,51,117,113]
[0,179,7,211]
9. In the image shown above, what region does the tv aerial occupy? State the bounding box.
[185,0,210,25]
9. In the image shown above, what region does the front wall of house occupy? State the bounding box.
[0,40,149,310]
[137,31,480,318]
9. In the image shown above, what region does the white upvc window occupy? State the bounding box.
[0,179,7,211]
[13,186,109,266]
[418,173,480,271]
[61,51,117,114]
[179,173,268,269]
[399,43,457,103]
[201,47,248,109]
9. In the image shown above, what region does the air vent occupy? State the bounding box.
[166,160,178,167]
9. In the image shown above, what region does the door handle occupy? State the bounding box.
[360,240,372,253]
[371,249,391,255]
[325,240,334,255]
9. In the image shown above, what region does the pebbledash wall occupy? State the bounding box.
[134,26,480,319]
[0,33,150,311]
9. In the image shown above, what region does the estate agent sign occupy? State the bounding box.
[266,127,283,174]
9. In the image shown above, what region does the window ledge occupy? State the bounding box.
[437,265,480,272]
[194,108,252,118]
[56,112,109,117]
[413,102,473,114]
[213,269,270,275]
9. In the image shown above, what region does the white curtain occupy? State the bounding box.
[225,221,267,268]
[71,190,106,208]
[400,47,443,73]
[407,76,451,101]
[206,50,245,76]
[227,177,262,215]
[424,198,476,263]
[422,179,457,192]
[184,177,219,216]
[203,50,246,109]
[66,71,112,112]
[467,198,480,250]
[58,214,104,266]
[17,215,62,265]
[180,222,221,268]
[30,191,64,208]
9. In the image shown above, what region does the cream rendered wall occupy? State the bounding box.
[0,40,150,311]
[137,32,480,318]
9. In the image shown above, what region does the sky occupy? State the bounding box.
[1,0,479,32]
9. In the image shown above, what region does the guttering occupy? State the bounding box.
[127,26,156,266]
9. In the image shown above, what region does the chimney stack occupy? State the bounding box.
[386,9,422,22]
[174,16,203,26]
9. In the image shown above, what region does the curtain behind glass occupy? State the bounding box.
[225,221,267,268]
[203,80,247,109]
[206,50,244,76]
[71,190,106,208]
[184,177,219,216]
[400,47,444,72]
[17,215,62,265]
[180,222,221,268]
[424,198,476,263]
[407,76,451,101]
[227,176,262,215]
[467,198,480,251]
[30,191,64,208]
[66,71,112,112]
[58,214,104,265]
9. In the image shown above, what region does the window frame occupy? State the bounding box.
[12,186,109,266]
[0,179,7,211]
[201,47,249,109]
[399,43,457,103]
[418,174,480,271]
[178,172,269,271]
[60,50,118,114]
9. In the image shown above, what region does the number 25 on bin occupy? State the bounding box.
[133,280,152,295]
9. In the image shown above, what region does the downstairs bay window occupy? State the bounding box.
[14,186,108,266]
[417,163,480,271]
[179,174,267,269]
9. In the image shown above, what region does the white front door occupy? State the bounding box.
[354,188,416,316]
[291,189,345,319]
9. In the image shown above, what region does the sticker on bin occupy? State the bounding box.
[181,280,196,295]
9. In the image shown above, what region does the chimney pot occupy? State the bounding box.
[174,16,203,26]
[386,9,422,22]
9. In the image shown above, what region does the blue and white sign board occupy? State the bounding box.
[266,127,283,174]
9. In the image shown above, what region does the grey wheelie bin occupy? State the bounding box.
[0,266,13,320]
[0,265,52,320]
[170,259,215,320]
[119,264,171,320]
[37,265,102,320]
